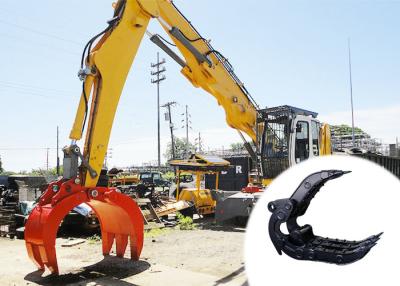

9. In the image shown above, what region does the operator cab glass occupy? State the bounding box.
[259,107,291,179]
[294,121,309,163]
[258,105,320,180]
[311,120,320,156]
[140,173,151,179]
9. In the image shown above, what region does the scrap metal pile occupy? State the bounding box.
[0,170,195,238]
[108,169,195,220]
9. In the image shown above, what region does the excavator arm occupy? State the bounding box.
[24,1,259,274]
[69,0,258,187]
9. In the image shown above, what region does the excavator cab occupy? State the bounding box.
[216,106,331,222]
[257,105,329,184]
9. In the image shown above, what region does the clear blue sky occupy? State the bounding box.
[0,0,399,171]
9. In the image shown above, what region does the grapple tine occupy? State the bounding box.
[116,234,129,258]
[25,243,45,270]
[268,170,382,265]
[311,233,382,250]
[102,232,115,255]
[24,178,144,275]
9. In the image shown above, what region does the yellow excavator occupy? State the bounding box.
[24,0,331,274]
[169,154,231,216]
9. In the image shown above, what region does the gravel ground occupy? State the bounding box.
[0,219,248,286]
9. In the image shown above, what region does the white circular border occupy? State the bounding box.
[245,155,400,286]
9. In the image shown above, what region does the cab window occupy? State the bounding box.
[311,121,320,156]
[295,121,309,163]
[140,173,151,179]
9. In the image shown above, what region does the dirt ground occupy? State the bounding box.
[0,219,248,286]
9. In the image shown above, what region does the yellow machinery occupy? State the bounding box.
[24,0,332,274]
[62,0,330,189]
[108,172,140,187]
[169,154,230,216]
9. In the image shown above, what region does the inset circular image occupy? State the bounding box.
[245,155,400,286]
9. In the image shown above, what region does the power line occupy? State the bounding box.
[0,147,60,151]
[0,88,72,100]
[0,42,79,66]
[0,32,81,57]
[0,6,89,39]
[0,81,77,100]
[0,19,82,46]
[0,80,75,94]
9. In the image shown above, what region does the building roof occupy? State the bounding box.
[168,154,230,172]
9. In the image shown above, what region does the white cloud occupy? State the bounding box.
[319,105,400,144]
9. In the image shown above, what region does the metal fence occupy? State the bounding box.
[354,153,400,179]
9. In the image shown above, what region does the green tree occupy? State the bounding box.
[230,142,245,152]
[331,124,364,136]
[164,137,195,160]
[29,166,63,176]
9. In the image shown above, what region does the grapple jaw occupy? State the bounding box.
[268,170,382,265]
[24,178,144,274]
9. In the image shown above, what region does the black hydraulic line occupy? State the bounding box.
[157,34,177,47]
[170,1,208,43]
[78,0,126,135]
[169,27,212,67]
[150,34,186,68]
[81,82,88,134]
[79,25,111,135]
[81,25,112,68]
[268,170,383,265]
[169,2,260,109]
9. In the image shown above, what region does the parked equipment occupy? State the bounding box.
[169,154,230,216]
[25,0,331,274]
[268,170,382,264]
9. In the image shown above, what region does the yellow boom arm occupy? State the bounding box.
[68,0,258,187]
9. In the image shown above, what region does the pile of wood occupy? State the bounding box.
[155,199,192,217]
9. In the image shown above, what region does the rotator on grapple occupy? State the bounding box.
[268,170,382,264]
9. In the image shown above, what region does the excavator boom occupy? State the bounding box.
[69,0,258,187]
[24,0,259,274]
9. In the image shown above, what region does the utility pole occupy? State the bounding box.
[56,126,60,176]
[104,148,113,169]
[46,148,49,171]
[181,105,192,158]
[151,52,166,170]
[185,105,189,151]
[348,38,355,147]
[195,132,203,153]
[161,101,176,160]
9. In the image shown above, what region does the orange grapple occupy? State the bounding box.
[24,178,144,274]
